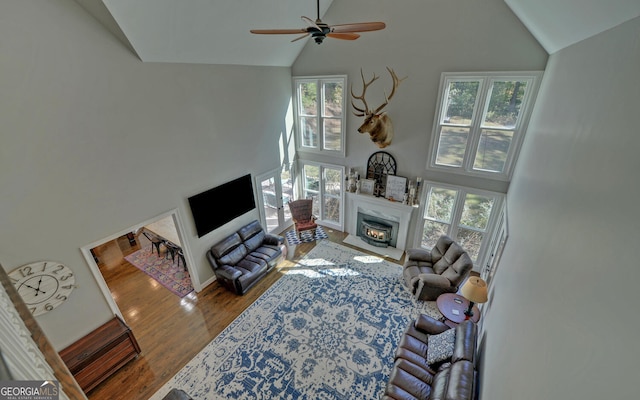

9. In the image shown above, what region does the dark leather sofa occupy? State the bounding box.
[383,315,478,400]
[206,220,285,295]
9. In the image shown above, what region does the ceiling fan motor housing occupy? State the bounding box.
[312,26,330,44]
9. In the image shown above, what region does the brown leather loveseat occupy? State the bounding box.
[383,315,478,400]
[206,220,285,295]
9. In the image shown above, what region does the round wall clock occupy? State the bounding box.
[9,261,75,316]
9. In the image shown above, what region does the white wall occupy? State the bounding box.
[0,0,293,349]
[293,0,548,193]
[479,16,640,399]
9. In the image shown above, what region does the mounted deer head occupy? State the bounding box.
[351,67,406,148]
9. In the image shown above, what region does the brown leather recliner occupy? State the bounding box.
[162,388,192,400]
[403,235,473,301]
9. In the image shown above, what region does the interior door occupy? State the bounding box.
[256,166,293,234]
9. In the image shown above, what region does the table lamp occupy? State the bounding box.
[460,276,488,319]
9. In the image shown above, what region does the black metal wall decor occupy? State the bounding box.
[366,151,397,197]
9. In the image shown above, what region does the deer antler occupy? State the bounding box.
[350,68,380,117]
[373,67,408,115]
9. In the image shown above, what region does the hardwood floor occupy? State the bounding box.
[87,227,403,400]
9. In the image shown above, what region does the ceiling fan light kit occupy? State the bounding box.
[250,0,385,44]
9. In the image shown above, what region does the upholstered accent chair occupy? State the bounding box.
[403,235,474,301]
[288,199,318,239]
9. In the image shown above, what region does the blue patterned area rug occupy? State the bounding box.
[285,225,329,245]
[150,241,442,400]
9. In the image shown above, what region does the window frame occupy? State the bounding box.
[427,71,543,181]
[293,75,347,157]
[414,181,504,269]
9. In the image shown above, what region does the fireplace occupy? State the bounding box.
[356,209,399,248]
[347,193,416,252]
[361,220,393,247]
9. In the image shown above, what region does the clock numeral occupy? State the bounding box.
[52,264,65,274]
[41,262,48,272]
[55,294,67,301]
[61,285,74,290]
[60,273,74,281]
[19,266,34,278]
[44,303,54,311]
[29,306,36,314]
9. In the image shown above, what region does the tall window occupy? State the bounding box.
[428,72,542,180]
[301,162,344,230]
[294,76,346,156]
[418,182,503,265]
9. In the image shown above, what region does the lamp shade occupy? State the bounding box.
[460,276,488,304]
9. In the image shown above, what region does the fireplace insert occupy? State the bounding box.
[361,220,393,247]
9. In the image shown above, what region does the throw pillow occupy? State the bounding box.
[426,328,456,365]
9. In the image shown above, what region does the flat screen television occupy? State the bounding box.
[188,174,256,237]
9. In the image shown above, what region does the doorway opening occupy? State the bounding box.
[78,210,230,398]
[80,210,199,324]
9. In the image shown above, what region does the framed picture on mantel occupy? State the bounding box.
[359,179,375,195]
[385,175,407,202]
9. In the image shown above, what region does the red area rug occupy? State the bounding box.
[125,245,194,297]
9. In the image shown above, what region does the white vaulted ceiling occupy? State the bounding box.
[76,0,334,67]
[74,0,640,66]
[505,0,640,54]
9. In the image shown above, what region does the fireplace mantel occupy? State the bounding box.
[345,192,418,251]
[348,193,416,213]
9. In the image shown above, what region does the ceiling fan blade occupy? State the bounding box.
[301,16,322,31]
[250,28,307,35]
[330,22,386,33]
[291,33,311,42]
[327,32,360,41]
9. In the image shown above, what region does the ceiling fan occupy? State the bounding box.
[250,0,386,44]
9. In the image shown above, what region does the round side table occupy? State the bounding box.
[436,293,480,326]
